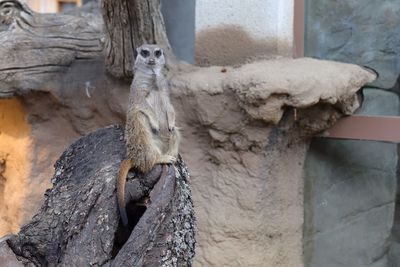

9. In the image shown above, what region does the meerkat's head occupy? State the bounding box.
[134,44,165,74]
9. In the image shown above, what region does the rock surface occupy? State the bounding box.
[304,89,399,267]
[305,1,400,266]
[0,236,23,267]
[305,0,400,88]
[170,59,375,266]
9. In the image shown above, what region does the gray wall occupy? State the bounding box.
[305,1,400,266]
[305,0,400,88]
[161,0,196,64]
[304,89,398,267]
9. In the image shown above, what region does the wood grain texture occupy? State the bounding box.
[6,126,196,266]
[0,0,104,97]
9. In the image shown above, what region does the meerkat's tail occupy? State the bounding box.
[117,159,133,226]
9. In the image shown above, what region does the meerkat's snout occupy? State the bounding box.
[148,58,156,65]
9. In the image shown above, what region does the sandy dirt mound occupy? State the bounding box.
[169,58,375,266]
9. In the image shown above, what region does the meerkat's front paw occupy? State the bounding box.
[167,155,176,163]
[158,155,176,164]
[164,155,176,163]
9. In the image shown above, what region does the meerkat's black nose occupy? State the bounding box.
[148,59,156,65]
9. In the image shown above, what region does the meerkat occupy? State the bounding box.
[117,44,180,226]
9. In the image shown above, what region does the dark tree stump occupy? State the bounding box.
[5,126,196,266]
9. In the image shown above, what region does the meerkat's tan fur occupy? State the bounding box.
[117,44,180,225]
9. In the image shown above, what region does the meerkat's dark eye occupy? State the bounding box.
[154,49,162,58]
[140,49,150,58]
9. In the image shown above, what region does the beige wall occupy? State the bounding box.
[195,0,295,66]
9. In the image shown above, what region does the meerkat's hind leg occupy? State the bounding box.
[130,107,160,135]
[127,112,161,172]
[166,130,180,158]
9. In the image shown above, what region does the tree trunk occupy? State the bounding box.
[101,0,171,79]
[5,126,195,266]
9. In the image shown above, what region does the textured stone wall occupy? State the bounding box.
[305,1,400,266]
[304,89,398,267]
[170,58,374,266]
[305,0,400,88]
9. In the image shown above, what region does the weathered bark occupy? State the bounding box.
[0,0,104,97]
[4,126,195,266]
[101,0,172,79]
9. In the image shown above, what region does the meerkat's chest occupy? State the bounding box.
[146,90,165,108]
[146,90,168,125]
